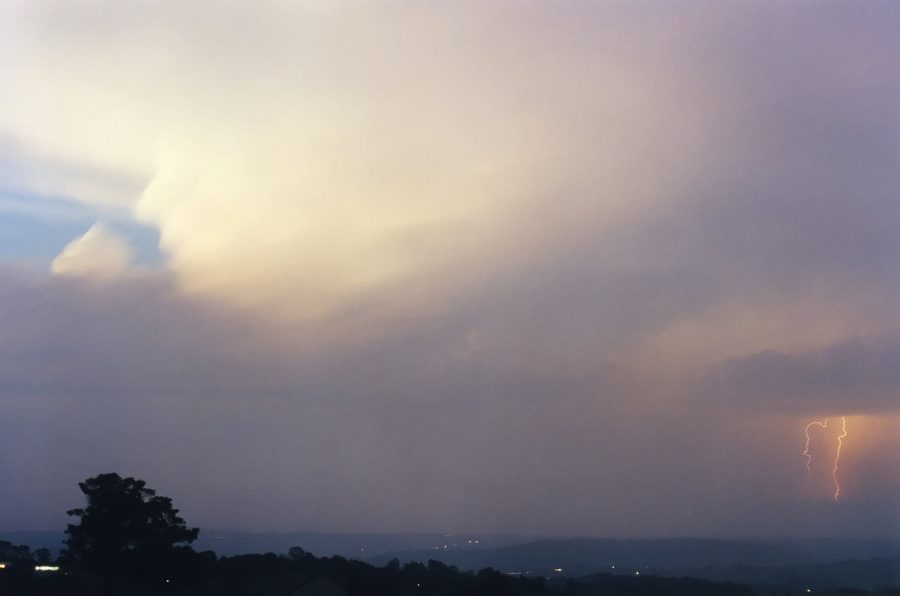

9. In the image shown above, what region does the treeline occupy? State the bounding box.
[0,541,549,595]
[1,541,764,596]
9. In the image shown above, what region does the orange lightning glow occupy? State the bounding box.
[802,419,828,475]
[832,416,848,503]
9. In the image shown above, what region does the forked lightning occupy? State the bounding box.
[802,416,848,503]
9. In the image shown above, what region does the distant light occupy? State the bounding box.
[634,571,640,576]
[35,565,60,572]
[806,590,812,593]
[0,563,7,569]
[474,540,479,544]
[553,568,563,573]
[610,565,615,569]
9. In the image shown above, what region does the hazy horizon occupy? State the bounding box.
[2,1,899,539]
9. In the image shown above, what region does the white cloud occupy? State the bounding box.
[3,1,715,321]
[51,222,134,278]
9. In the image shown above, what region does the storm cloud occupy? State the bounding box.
[708,336,900,415]
[1,1,899,537]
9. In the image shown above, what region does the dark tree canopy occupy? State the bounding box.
[62,473,198,577]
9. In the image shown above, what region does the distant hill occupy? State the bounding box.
[368,536,900,570]
[366,537,900,588]
[191,530,538,558]
[663,558,900,591]
[0,531,64,553]
[0,529,536,559]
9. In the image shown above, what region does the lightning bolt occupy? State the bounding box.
[802,416,849,503]
[803,419,828,475]
[832,416,848,503]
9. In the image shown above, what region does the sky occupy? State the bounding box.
[1,1,899,539]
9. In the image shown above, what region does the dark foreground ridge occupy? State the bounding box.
[1,537,762,596]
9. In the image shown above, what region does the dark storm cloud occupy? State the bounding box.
[0,268,260,399]
[707,336,900,415]
[0,267,649,534]
[622,3,900,290]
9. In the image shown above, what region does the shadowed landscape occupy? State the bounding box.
[1,474,897,595]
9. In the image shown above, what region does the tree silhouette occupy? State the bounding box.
[61,473,198,578]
